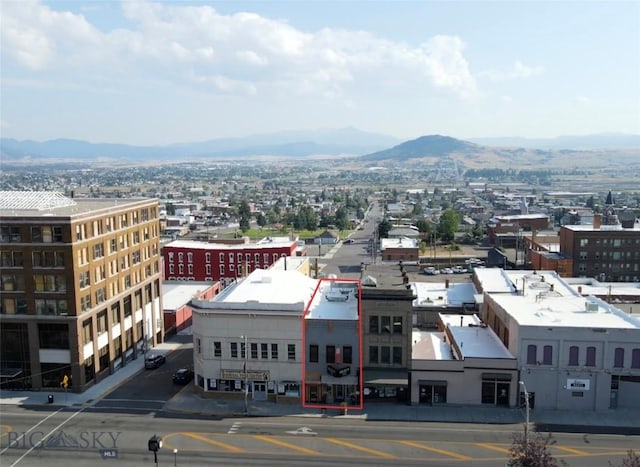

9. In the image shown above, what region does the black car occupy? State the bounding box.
[144,354,166,369]
[172,368,194,385]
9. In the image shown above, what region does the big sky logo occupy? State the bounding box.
[7,430,121,450]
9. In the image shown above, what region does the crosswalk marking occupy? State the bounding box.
[228,422,241,434]
[399,440,472,460]
[252,435,320,455]
[475,442,511,454]
[183,432,244,453]
[324,437,396,459]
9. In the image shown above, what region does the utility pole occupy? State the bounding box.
[519,381,530,452]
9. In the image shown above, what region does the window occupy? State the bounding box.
[325,345,335,363]
[178,252,184,263]
[569,346,579,366]
[132,232,140,244]
[93,243,104,259]
[205,253,211,263]
[196,338,201,354]
[632,349,640,369]
[1,274,25,291]
[39,323,69,349]
[251,343,258,359]
[381,316,391,333]
[585,346,596,367]
[110,239,117,254]
[309,344,319,363]
[287,344,296,361]
[614,348,624,368]
[205,264,211,275]
[369,316,379,334]
[34,274,65,291]
[343,346,353,364]
[95,287,106,304]
[111,303,120,325]
[543,345,553,365]
[393,317,403,334]
[393,346,402,365]
[261,343,268,359]
[271,343,278,360]
[230,342,238,358]
[187,252,193,263]
[255,253,260,264]
[214,341,221,357]
[188,264,193,275]
[168,252,174,263]
[579,239,588,247]
[526,345,537,364]
[219,253,224,262]
[32,251,65,267]
[369,346,378,364]
[1,226,21,242]
[380,346,391,364]
[240,341,246,359]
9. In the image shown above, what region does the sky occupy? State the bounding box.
[1,0,639,145]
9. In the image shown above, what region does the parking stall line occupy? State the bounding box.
[182,432,245,453]
[399,440,472,461]
[475,442,511,454]
[324,437,396,459]
[252,435,320,456]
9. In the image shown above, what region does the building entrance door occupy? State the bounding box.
[253,382,267,401]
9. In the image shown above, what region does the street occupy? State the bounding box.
[1,407,637,466]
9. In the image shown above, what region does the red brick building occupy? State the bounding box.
[162,237,301,286]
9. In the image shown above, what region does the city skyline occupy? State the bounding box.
[1,0,639,145]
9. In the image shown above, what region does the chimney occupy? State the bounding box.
[593,213,602,229]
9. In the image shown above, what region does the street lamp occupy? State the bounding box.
[173,448,178,466]
[241,335,248,414]
[519,381,530,451]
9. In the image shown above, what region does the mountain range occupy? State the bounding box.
[1,128,638,163]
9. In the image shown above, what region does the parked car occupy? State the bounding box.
[172,368,194,385]
[440,268,454,274]
[423,267,439,275]
[144,354,166,369]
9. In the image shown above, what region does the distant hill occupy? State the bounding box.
[362,135,481,161]
[468,133,640,149]
[0,127,401,161]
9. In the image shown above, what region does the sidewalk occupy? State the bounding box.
[0,340,185,408]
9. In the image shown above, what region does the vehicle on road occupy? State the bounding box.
[343,238,355,244]
[172,368,194,384]
[423,266,439,275]
[145,354,166,369]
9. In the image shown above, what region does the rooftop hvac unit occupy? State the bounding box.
[585,302,599,312]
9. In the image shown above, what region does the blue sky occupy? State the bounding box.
[1,1,639,145]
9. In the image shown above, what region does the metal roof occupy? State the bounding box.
[0,191,76,211]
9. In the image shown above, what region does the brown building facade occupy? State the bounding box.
[0,192,163,392]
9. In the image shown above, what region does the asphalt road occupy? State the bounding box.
[1,406,638,466]
[89,338,194,414]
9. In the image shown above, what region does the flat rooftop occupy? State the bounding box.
[167,238,294,251]
[380,237,417,250]
[412,281,476,308]
[412,330,453,360]
[192,268,317,312]
[0,191,154,218]
[477,270,640,329]
[440,314,515,359]
[305,279,359,321]
[163,282,214,310]
[562,223,640,232]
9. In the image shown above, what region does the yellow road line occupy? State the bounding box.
[556,445,589,456]
[0,424,12,440]
[475,442,511,454]
[252,435,319,456]
[399,440,471,461]
[324,437,396,459]
[181,432,245,453]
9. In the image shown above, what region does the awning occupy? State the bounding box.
[321,374,358,385]
[482,373,512,381]
[364,369,408,386]
[418,380,448,386]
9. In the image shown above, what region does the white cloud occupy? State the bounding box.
[1,0,478,99]
[479,60,544,81]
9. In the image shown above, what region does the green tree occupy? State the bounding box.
[415,219,432,234]
[412,203,424,217]
[256,213,267,228]
[378,219,392,239]
[239,216,250,232]
[438,209,461,242]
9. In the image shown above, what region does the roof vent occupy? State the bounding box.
[585,302,599,312]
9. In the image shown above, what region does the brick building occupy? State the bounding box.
[0,192,163,392]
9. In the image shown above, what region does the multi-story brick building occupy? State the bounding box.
[559,212,640,281]
[0,192,163,392]
[162,237,301,286]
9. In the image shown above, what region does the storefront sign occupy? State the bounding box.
[221,369,269,381]
[566,378,590,390]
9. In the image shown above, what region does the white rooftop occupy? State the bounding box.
[562,223,640,231]
[412,330,454,360]
[380,236,417,250]
[192,268,317,312]
[163,282,214,310]
[477,269,640,329]
[412,281,477,308]
[167,238,294,251]
[305,279,359,321]
[0,191,76,211]
[440,314,515,359]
